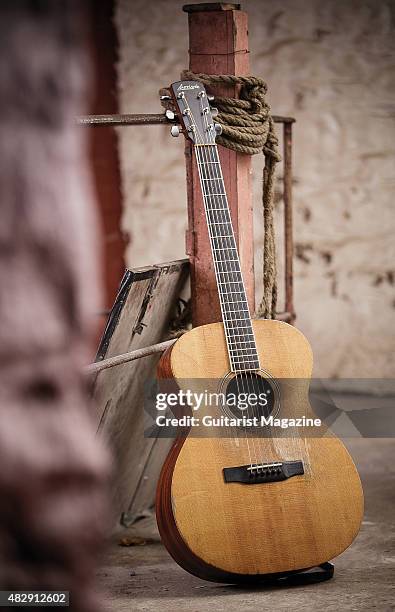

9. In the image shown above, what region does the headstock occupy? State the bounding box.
[168,80,222,144]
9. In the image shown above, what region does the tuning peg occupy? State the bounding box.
[160,94,171,101]
[170,125,182,137]
[207,94,215,102]
[214,123,222,136]
[165,109,176,121]
[210,107,219,118]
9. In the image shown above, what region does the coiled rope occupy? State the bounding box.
[162,71,281,319]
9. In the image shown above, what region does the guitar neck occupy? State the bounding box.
[194,143,260,373]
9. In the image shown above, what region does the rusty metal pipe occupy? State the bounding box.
[283,122,295,322]
[85,338,178,375]
[77,113,295,127]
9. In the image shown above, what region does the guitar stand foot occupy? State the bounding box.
[260,561,334,587]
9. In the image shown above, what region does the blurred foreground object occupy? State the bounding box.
[0,2,110,610]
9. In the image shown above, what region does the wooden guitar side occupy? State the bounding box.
[156,320,364,582]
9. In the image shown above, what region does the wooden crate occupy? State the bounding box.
[93,259,189,526]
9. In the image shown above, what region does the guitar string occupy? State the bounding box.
[195,95,262,465]
[195,101,254,462]
[200,103,271,466]
[182,87,311,472]
[197,143,263,463]
[194,97,265,462]
[207,142,285,468]
[178,91,247,456]
[196,96,281,467]
[190,92,256,464]
[202,141,272,465]
[198,147,256,455]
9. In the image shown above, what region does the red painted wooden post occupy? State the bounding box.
[183,3,254,327]
[88,1,126,312]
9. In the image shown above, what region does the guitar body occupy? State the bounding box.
[156,319,363,582]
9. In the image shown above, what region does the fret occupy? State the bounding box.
[209,236,234,241]
[221,302,250,308]
[215,262,241,266]
[218,293,247,300]
[207,214,230,220]
[222,302,249,308]
[227,344,258,351]
[229,361,260,366]
[230,348,259,354]
[230,359,260,366]
[218,280,244,286]
[223,319,252,325]
[215,270,243,275]
[215,265,242,272]
[211,247,238,252]
[213,259,239,264]
[195,144,260,372]
[223,326,251,335]
[230,353,260,359]
[226,331,255,338]
[218,281,245,299]
[207,222,233,227]
[218,290,246,296]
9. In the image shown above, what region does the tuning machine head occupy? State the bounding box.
[170,125,182,137]
[165,109,176,121]
[214,123,222,136]
[210,107,219,118]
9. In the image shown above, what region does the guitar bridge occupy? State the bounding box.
[223,460,304,484]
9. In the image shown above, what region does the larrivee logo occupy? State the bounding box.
[177,83,200,91]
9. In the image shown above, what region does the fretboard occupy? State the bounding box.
[194,144,260,373]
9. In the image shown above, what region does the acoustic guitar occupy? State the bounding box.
[156,80,363,583]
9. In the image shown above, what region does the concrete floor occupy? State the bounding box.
[98,439,395,611]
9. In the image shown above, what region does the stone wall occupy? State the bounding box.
[115,0,395,378]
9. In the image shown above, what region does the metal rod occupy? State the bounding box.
[76,113,295,127]
[85,338,177,375]
[283,122,295,322]
[87,312,294,374]
[77,113,169,127]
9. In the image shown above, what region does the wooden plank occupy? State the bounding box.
[93,259,189,525]
[184,3,254,327]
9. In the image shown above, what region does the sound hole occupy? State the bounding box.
[224,372,276,420]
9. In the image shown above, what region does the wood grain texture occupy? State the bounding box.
[94,260,188,525]
[156,320,364,580]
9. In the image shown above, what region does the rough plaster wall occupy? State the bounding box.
[115,0,395,378]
